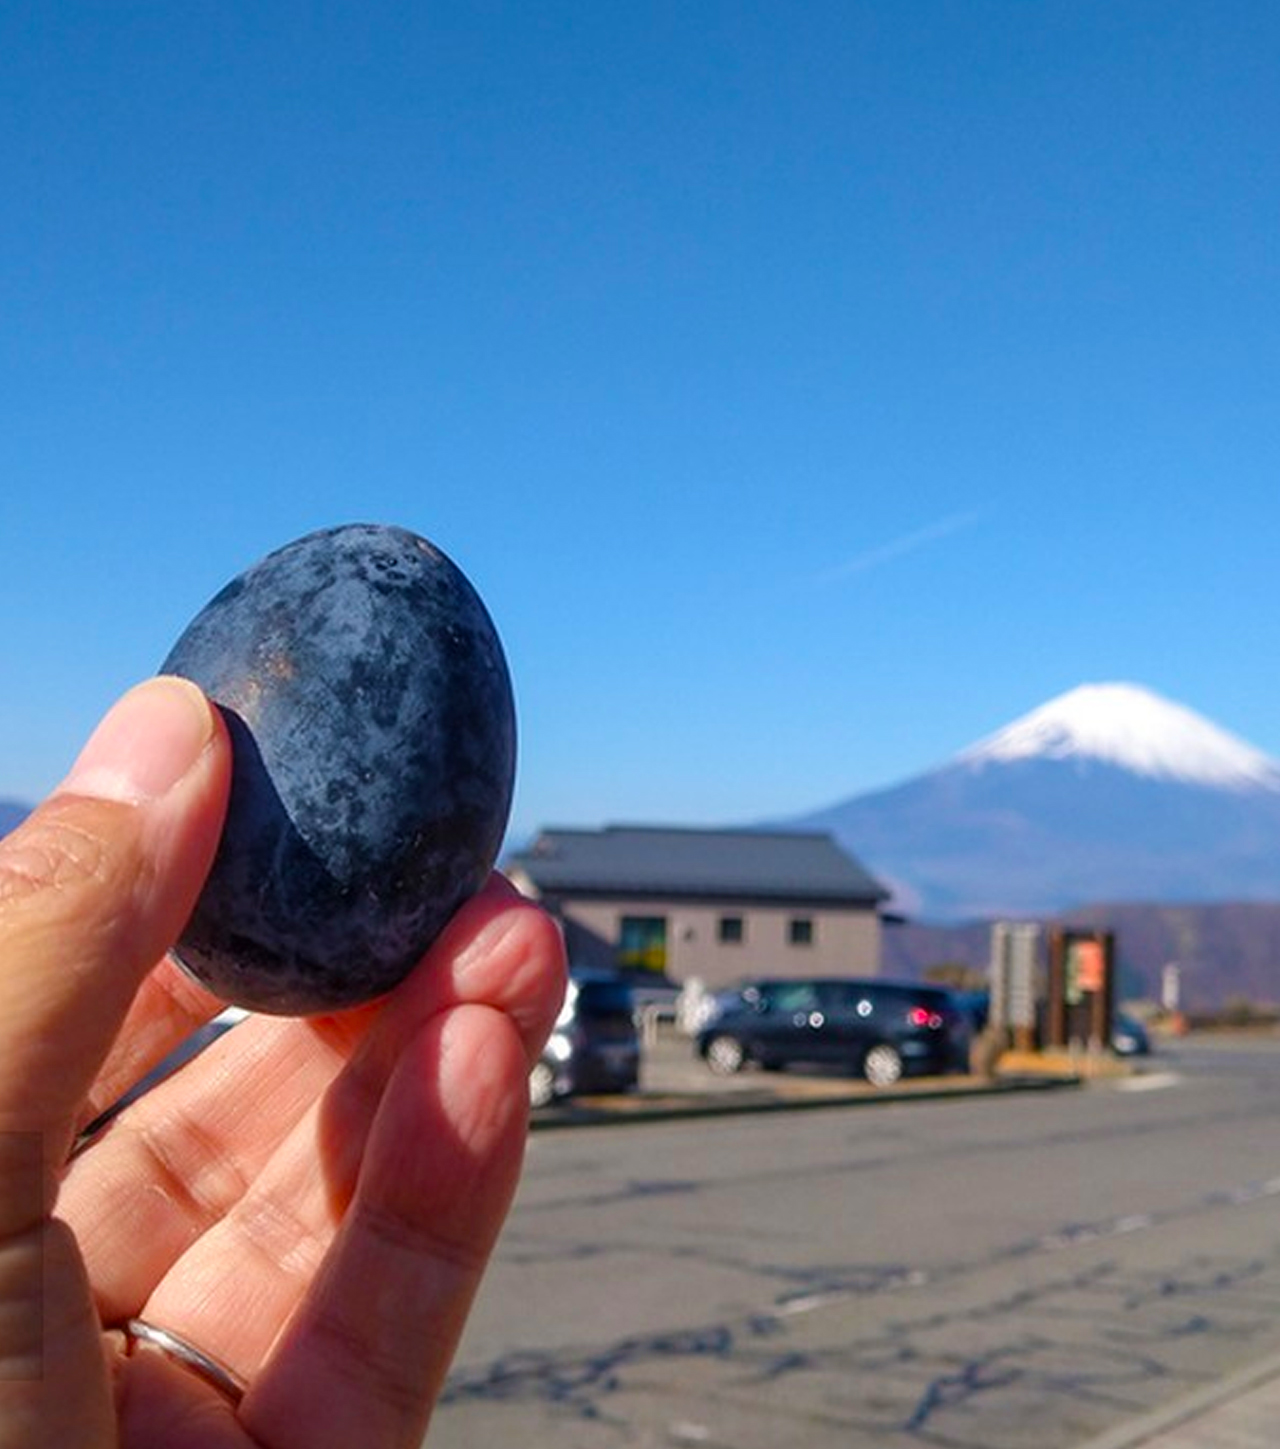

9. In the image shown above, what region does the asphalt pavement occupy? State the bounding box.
[528,1026,1280,1449]
[1075,1349,1280,1449]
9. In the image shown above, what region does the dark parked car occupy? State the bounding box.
[1111,1010,1152,1056]
[530,971,641,1108]
[696,977,969,1087]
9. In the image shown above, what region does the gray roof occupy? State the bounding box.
[508,826,889,906]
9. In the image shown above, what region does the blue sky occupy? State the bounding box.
[3,1,1278,842]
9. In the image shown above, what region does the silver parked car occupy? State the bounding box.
[530,971,641,1109]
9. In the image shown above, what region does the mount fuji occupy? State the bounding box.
[784,683,1280,922]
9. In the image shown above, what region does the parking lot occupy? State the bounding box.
[437,1033,1280,1449]
[532,1020,1082,1129]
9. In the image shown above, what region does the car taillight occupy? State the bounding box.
[908,1007,944,1029]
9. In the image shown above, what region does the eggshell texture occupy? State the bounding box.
[161,523,515,1014]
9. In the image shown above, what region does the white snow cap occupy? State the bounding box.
[958,682,1280,792]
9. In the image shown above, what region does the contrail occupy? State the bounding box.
[817,510,979,584]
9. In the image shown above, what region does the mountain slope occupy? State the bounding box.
[785,684,1280,921]
[958,683,1280,791]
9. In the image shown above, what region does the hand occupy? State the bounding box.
[0,678,566,1447]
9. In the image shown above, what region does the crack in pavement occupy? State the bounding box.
[442,1187,1280,1445]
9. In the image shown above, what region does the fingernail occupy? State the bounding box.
[59,678,215,805]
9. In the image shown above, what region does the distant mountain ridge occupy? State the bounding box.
[0,800,29,838]
[882,899,1280,1011]
[781,683,1280,921]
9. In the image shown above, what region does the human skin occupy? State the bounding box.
[0,677,566,1448]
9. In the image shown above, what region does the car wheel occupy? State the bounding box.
[862,1043,904,1088]
[529,1059,557,1109]
[704,1034,747,1075]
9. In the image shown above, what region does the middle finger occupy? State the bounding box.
[115,883,562,1374]
[61,880,561,1322]
[61,1009,347,1321]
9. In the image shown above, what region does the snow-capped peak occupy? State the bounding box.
[957,683,1280,792]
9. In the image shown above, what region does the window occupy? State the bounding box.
[789,917,814,947]
[718,915,745,944]
[771,981,820,1015]
[618,916,667,972]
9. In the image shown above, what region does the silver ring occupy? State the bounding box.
[117,1317,247,1406]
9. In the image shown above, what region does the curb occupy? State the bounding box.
[530,1071,1081,1131]
[1071,1348,1280,1449]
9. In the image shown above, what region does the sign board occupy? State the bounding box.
[1074,939,1106,994]
[989,922,1040,1030]
[1047,928,1116,1048]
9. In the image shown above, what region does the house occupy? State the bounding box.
[505,825,890,991]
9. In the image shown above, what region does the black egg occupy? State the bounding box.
[161,523,516,1014]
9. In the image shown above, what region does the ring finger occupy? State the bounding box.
[120,882,561,1381]
[63,878,562,1332]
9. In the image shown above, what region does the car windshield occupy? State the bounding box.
[573,980,635,1021]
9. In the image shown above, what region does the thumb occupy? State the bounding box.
[0,676,230,1173]
[0,679,228,1448]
